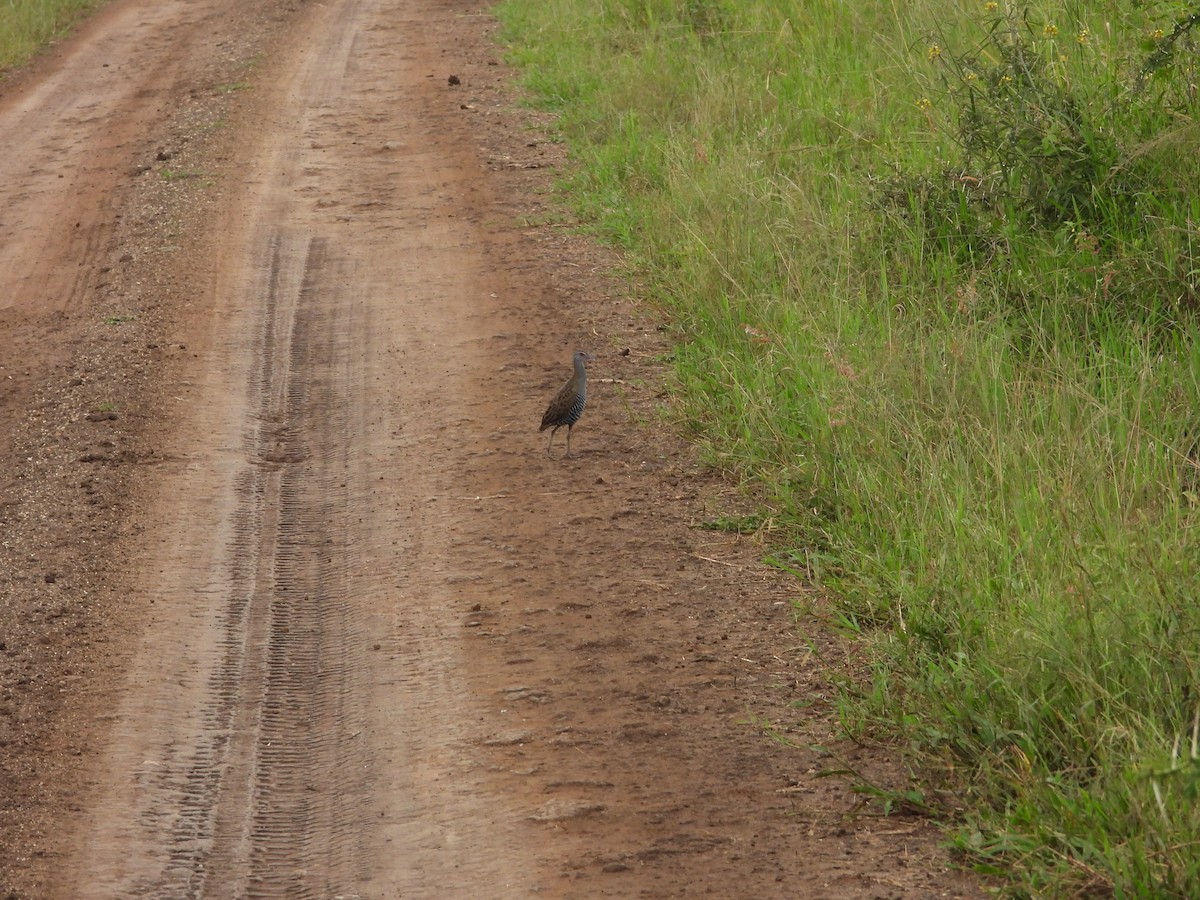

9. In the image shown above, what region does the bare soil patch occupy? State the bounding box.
[0,1,984,897]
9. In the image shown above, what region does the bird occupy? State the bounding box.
[540,351,594,458]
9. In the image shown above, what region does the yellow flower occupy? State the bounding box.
[984,1,998,10]
[927,44,942,61]
[1077,28,1090,44]
[964,70,978,82]
[1043,24,1058,37]
[1151,28,1165,41]
[1000,74,1013,85]
[916,97,932,110]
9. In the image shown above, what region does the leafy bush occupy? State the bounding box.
[883,3,1200,324]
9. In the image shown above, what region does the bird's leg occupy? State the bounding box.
[565,424,573,458]
[546,427,558,459]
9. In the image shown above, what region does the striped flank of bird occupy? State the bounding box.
[540,350,593,458]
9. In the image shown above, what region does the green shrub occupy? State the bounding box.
[884,3,1200,327]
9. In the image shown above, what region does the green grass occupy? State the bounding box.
[495,0,1200,894]
[0,0,108,74]
[159,169,205,181]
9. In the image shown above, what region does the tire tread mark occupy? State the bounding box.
[136,233,369,898]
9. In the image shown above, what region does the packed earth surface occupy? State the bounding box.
[0,1,987,896]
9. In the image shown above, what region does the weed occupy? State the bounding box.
[697,513,770,535]
[888,2,1200,326]
[159,169,204,182]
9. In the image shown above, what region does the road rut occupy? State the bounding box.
[58,0,537,893]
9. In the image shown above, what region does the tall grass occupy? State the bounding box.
[0,0,106,74]
[496,0,1200,894]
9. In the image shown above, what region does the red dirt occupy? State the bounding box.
[0,1,985,897]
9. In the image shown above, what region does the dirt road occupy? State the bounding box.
[0,0,983,896]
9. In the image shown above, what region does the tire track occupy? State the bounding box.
[89,232,371,898]
[246,234,368,897]
[208,233,368,897]
[49,0,511,893]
